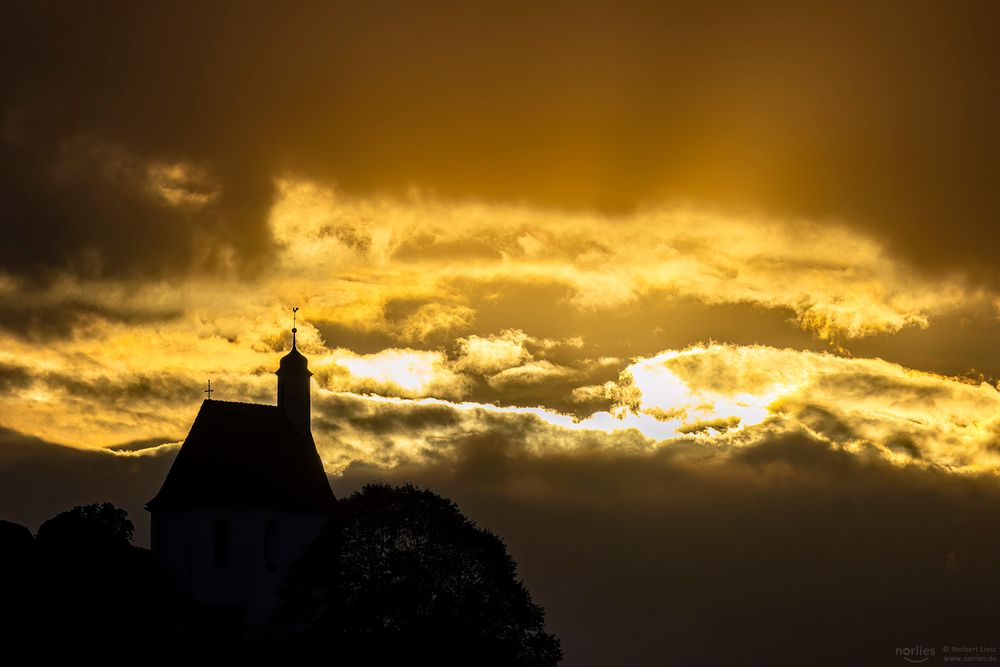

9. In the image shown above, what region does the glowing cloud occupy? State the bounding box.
[314,348,469,399]
[267,179,982,341]
[610,344,1000,471]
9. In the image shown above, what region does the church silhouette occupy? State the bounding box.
[146,322,335,621]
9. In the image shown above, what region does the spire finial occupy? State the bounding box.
[291,307,299,349]
[204,379,213,400]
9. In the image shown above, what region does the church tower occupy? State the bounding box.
[276,324,312,435]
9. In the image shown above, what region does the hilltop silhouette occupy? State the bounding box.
[0,490,561,664]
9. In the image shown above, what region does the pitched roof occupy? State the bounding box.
[146,400,336,514]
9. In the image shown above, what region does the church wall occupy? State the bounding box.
[152,508,329,622]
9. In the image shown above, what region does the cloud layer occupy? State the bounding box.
[3,184,1000,476]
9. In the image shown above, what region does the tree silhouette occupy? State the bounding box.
[29,503,186,660]
[0,519,33,565]
[266,483,562,666]
[0,519,35,644]
[36,501,134,551]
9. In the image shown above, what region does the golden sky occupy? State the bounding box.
[3,4,1000,662]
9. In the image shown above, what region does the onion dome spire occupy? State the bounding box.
[276,307,312,435]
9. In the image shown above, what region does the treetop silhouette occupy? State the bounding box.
[267,482,563,666]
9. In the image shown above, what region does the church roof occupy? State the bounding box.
[146,400,336,514]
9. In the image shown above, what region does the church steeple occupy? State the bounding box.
[276,308,312,436]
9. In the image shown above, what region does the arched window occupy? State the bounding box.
[264,520,279,570]
[213,518,231,568]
